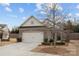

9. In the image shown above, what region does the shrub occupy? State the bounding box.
[42,42,50,45]
[73,24,79,33]
[49,39,53,43]
[17,38,22,42]
[43,38,48,43]
[0,33,2,38]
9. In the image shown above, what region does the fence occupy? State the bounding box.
[10,33,19,38]
[69,33,79,40]
[10,33,79,40]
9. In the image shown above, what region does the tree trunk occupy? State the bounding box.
[54,32,57,48]
[47,32,50,43]
[60,32,63,41]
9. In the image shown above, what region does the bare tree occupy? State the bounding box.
[36,3,66,47]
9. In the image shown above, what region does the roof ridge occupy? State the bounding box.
[21,16,44,26]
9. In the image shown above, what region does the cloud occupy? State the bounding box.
[35,3,63,13]
[68,13,72,16]
[22,17,26,19]
[5,7,12,12]
[19,8,24,13]
[57,6,63,11]
[0,3,12,12]
[75,13,79,16]
[35,3,49,15]
[40,11,46,14]
[35,3,43,12]
[76,5,79,9]
[36,4,42,10]
[0,3,10,7]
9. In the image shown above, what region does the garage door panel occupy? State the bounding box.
[22,32,43,43]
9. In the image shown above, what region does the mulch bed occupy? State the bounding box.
[31,44,76,56]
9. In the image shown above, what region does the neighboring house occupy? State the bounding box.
[19,16,67,43]
[0,24,9,41]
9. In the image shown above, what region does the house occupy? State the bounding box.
[19,16,67,43]
[0,24,9,41]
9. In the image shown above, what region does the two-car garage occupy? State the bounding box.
[22,31,44,43]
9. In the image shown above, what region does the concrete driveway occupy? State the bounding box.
[0,42,53,56]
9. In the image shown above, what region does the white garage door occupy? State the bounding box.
[22,31,44,43]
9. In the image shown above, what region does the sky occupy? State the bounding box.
[0,3,79,30]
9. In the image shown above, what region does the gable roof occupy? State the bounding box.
[43,19,53,27]
[21,16,43,26]
[0,24,9,32]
